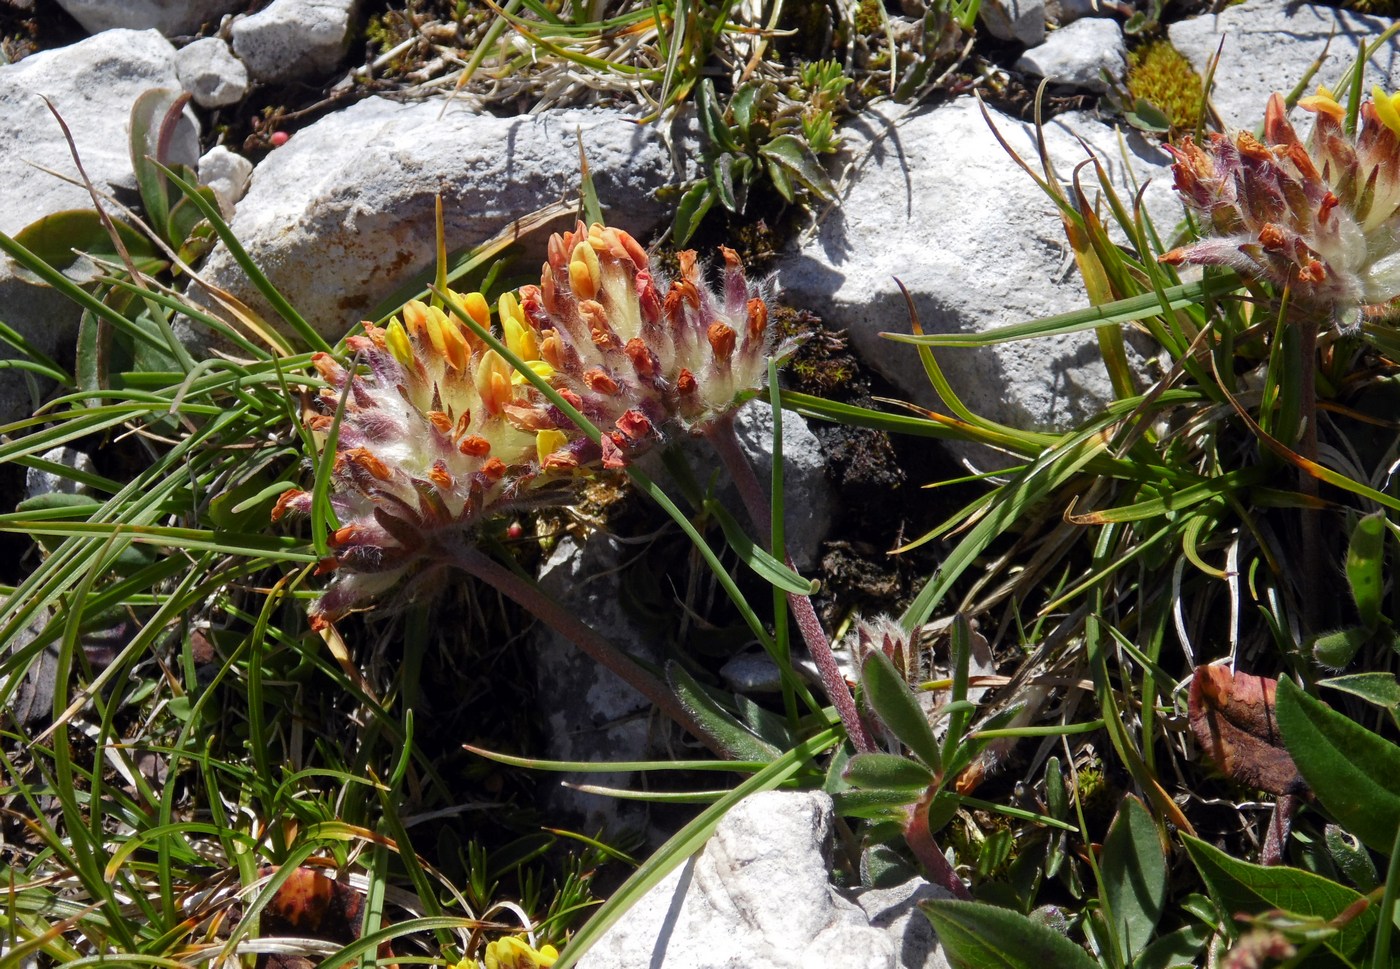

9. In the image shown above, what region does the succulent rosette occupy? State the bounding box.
[1162,88,1400,328]
[277,222,790,625]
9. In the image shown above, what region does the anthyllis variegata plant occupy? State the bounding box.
[1163,86,1400,329]
[274,222,792,628]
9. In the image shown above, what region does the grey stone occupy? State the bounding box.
[230,0,360,84]
[1169,0,1400,130]
[183,98,674,351]
[0,29,192,244]
[0,29,193,424]
[854,879,955,969]
[723,402,834,573]
[719,647,852,694]
[3,609,60,731]
[1015,17,1125,93]
[176,37,249,109]
[532,533,667,838]
[24,446,96,500]
[776,98,1179,456]
[53,0,241,36]
[197,145,254,216]
[979,0,1046,47]
[577,790,952,969]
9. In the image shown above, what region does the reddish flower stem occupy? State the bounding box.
[450,545,727,757]
[706,412,876,754]
[907,787,971,899]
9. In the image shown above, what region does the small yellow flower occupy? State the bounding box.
[483,936,558,969]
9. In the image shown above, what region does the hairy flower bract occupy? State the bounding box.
[276,223,787,625]
[1162,88,1400,328]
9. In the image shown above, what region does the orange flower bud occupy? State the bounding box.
[584,368,620,395]
[459,435,491,456]
[707,322,736,361]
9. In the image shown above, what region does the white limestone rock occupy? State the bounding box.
[24,446,96,500]
[176,37,249,108]
[978,0,1046,47]
[0,29,193,424]
[184,98,674,350]
[53,0,241,36]
[230,0,360,84]
[1015,17,1125,93]
[198,145,254,216]
[1169,0,1400,130]
[776,98,1179,450]
[576,790,953,969]
[0,29,194,239]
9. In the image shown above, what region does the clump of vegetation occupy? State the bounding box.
[1124,38,1204,135]
[1343,0,1400,14]
[12,6,1400,969]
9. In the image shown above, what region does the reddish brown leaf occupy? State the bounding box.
[255,866,397,969]
[1188,666,1308,797]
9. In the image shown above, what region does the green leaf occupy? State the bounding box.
[1276,676,1400,854]
[860,650,942,776]
[1132,922,1212,969]
[1346,511,1387,629]
[882,273,1241,348]
[920,899,1100,969]
[764,155,795,203]
[832,787,929,818]
[702,498,818,595]
[666,662,781,763]
[129,88,185,237]
[15,493,103,516]
[165,184,217,249]
[842,752,935,793]
[1321,673,1400,724]
[712,154,740,212]
[1325,824,1379,893]
[1126,98,1173,134]
[672,182,714,247]
[1181,834,1376,960]
[1101,796,1166,963]
[758,134,835,198]
[11,210,159,279]
[730,83,759,139]
[697,79,741,155]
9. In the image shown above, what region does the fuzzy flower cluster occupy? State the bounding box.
[274,223,789,626]
[1162,88,1400,328]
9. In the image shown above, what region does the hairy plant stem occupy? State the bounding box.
[450,545,726,757]
[706,411,876,753]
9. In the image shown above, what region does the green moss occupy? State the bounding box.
[1341,0,1400,12]
[1127,40,1205,135]
[853,0,885,37]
